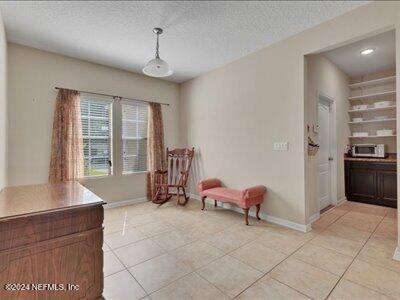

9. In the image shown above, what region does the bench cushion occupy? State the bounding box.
[198,179,266,209]
[202,187,243,204]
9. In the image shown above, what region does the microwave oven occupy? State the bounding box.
[351,144,386,158]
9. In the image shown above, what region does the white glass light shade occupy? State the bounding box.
[142,57,173,77]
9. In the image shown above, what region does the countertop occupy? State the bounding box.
[344,153,397,163]
[0,181,104,220]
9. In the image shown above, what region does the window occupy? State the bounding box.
[121,101,148,174]
[80,94,112,177]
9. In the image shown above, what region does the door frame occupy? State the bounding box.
[316,91,338,211]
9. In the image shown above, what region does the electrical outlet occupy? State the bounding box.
[273,142,288,151]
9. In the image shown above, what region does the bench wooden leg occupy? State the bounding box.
[201,196,206,210]
[243,208,249,225]
[214,200,217,207]
[256,204,261,220]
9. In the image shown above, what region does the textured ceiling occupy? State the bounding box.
[323,30,395,77]
[0,1,367,82]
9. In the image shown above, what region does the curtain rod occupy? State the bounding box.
[54,86,170,106]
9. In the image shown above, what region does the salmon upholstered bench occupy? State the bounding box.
[198,178,267,225]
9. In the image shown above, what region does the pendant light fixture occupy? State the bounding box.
[143,28,173,78]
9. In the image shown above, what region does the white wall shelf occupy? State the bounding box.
[348,118,396,124]
[348,105,396,113]
[348,90,396,101]
[349,135,396,138]
[349,76,396,89]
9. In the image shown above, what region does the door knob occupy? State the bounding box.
[328,157,334,161]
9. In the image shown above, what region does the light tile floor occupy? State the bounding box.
[102,200,399,300]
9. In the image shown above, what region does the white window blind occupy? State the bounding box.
[121,101,148,174]
[80,94,112,177]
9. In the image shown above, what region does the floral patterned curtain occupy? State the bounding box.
[49,89,84,182]
[146,102,165,200]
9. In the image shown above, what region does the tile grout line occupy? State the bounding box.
[233,225,325,298]
[173,236,264,298]
[146,215,273,298]
[194,266,236,299]
[339,211,399,297]
[146,235,253,298]
[106,210,252,298]
[105,202,394,299]
[104,210,196,252]
[103,207,185,297]
[302,207,379,256]
[324,208,388,300]
[234,205,362,299]
[110,202,335,299]
[107,242,150,298]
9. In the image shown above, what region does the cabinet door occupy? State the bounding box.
[349,169,377,199]
[378,170,397,207]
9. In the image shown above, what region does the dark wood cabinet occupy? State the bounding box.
[0,182,105,299]
[345,160,397,208]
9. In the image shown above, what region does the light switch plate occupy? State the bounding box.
[273,142,288,151]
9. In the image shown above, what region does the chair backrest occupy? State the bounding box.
[167,147,195,186]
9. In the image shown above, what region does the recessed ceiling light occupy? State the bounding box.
[360,48,375,55]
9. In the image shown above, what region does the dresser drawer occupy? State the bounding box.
[0,205,103,251]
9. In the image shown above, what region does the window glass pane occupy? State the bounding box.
[123,139,138,156]
[90,139,110,157]
[138,122,147,138]
[90,157,110,177]
[90,118,109,137]
[138,139,147,156]
[83,138,90,157]
[121,101,148,174]
[138,105,148,122]
[81,118,89,136]
[122,120,137,138]
[123,156,138,173]
[81,100,89,117]
[80,95,112,177]
[122,105,137,121]
[138,155,147,171]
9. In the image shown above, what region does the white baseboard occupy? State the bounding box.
[337,196,347,206]
[104,197,148,209]
[308,212,320,224]
[189,193,310,233]
[306,197,347,230]
[393,247,400,262]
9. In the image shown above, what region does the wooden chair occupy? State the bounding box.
[152,147,195,205]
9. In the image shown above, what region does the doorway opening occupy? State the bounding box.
[305,29,397,222]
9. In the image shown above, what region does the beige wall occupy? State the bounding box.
[305,54,350,220]
[7,43,181,202]
[180,2,400,226]
[4,2,400,250]
[0,12,6,191]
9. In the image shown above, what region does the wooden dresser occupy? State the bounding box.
[0,182,105,299]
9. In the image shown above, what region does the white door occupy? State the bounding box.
[317,101,332,210]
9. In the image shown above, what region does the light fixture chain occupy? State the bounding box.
[143,27,172,77]
[156,32,160,58]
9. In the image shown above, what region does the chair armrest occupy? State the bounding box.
[198,178,221,192]
[242,185,267,199]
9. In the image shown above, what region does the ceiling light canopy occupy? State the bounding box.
[143,28,173,78]
[360,48,375,55]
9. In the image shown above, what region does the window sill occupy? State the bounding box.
[80,175,112,181]
[79,171,148,182]
[122,171,148,176]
